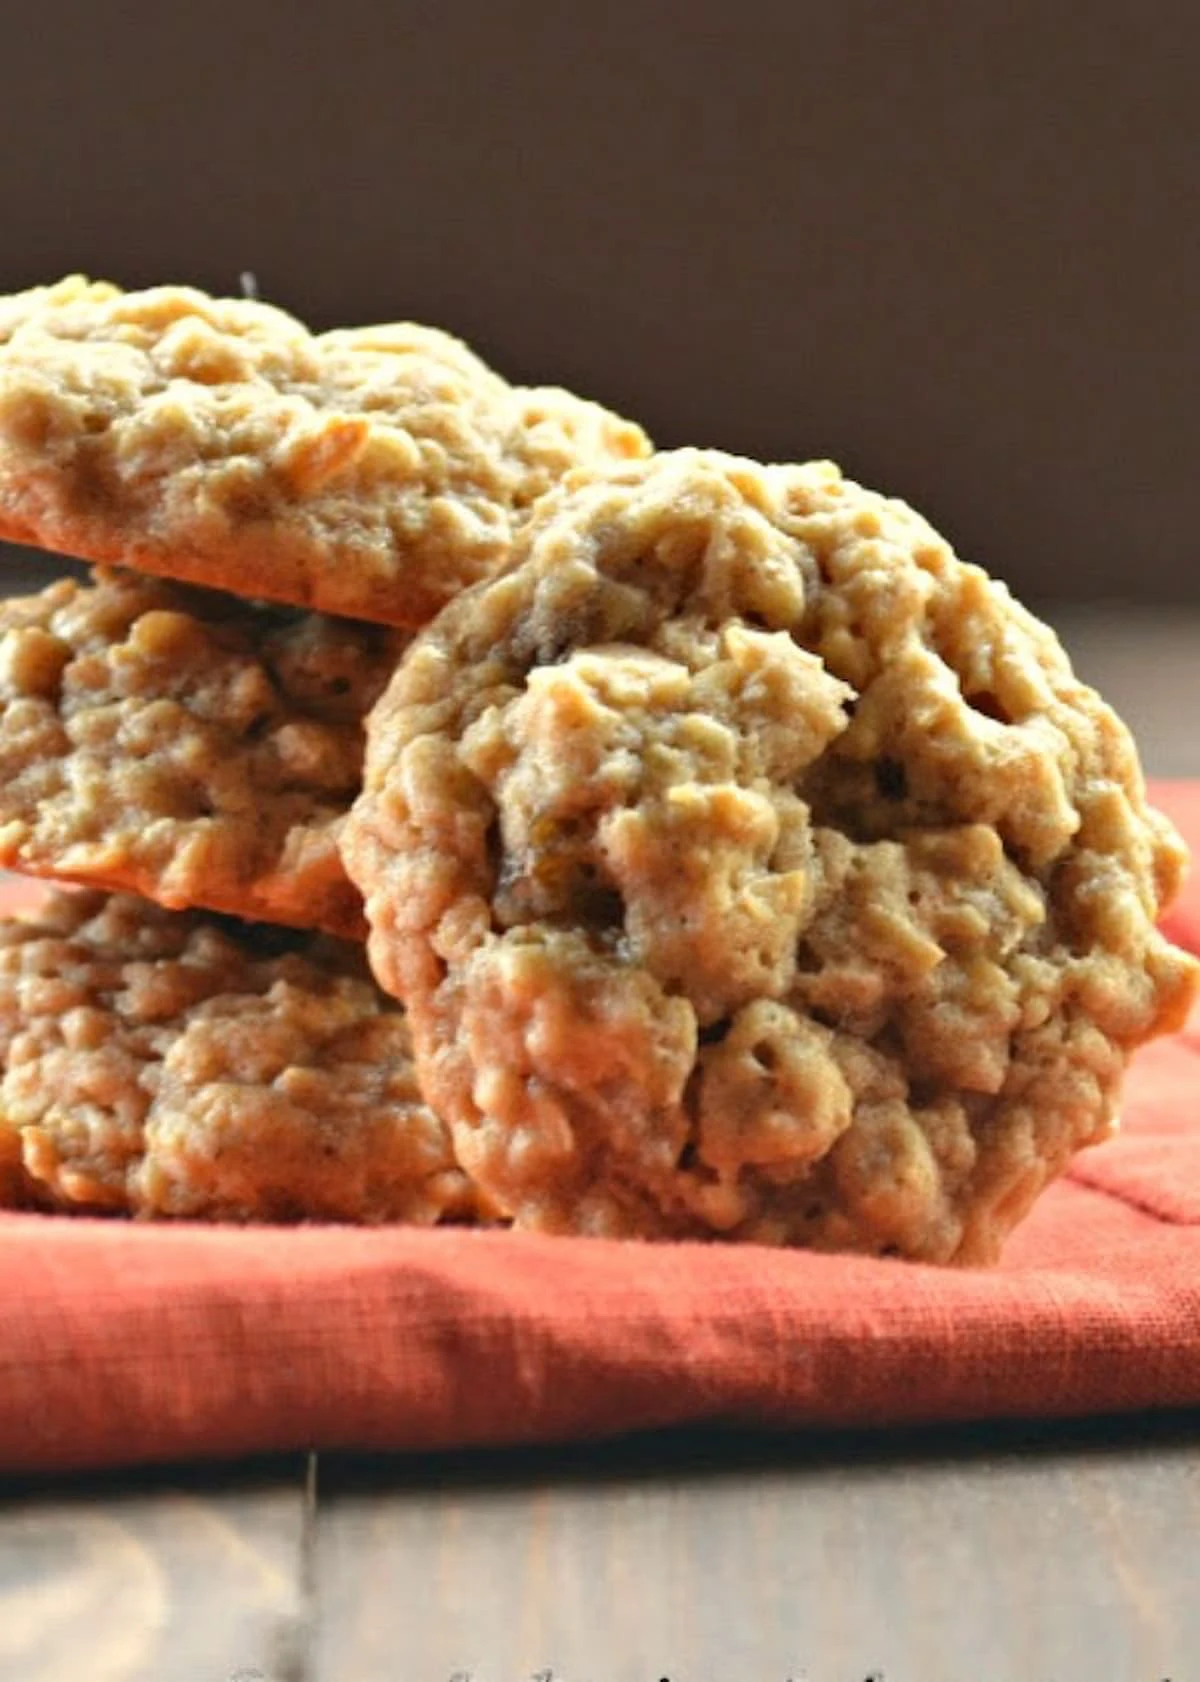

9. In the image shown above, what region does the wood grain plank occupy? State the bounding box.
[314,1416,1200,1682]
[0,1455,315,1682]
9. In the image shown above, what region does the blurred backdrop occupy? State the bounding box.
[0,0,1195,604]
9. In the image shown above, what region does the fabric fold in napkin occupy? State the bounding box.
[1,783,1198,1475]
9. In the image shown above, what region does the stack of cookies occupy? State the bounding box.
[0,277,648,1226]
[0,277,1195,1262]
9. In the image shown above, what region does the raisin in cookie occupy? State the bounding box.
[0,888,476,1222]
[343,449,1198,1263]
[0,567,399,935]
[0,277,650,627]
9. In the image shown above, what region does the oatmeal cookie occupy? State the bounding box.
[343,449,1198,1263]
[0,888,476,1222]
[0,567,400,935]
[0,277,650,627]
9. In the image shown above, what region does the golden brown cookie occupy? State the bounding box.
[0,888,477,1223]
[0,277,651,627]
[0,567,400,935]
[343,449,1198,1263]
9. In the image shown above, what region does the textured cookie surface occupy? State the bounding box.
[0,277,651,627]
[0,889,475,1222]
[0,568,399,934]
[344,449,1198,1263]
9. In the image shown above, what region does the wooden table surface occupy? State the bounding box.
[1,562,1197,1682]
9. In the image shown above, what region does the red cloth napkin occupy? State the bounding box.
[1,784,1198,1474]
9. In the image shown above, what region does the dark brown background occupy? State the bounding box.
[0,0,1195,603]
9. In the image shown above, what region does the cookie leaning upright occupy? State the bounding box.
[0,277,651,628]
[342,448,1199,1264]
